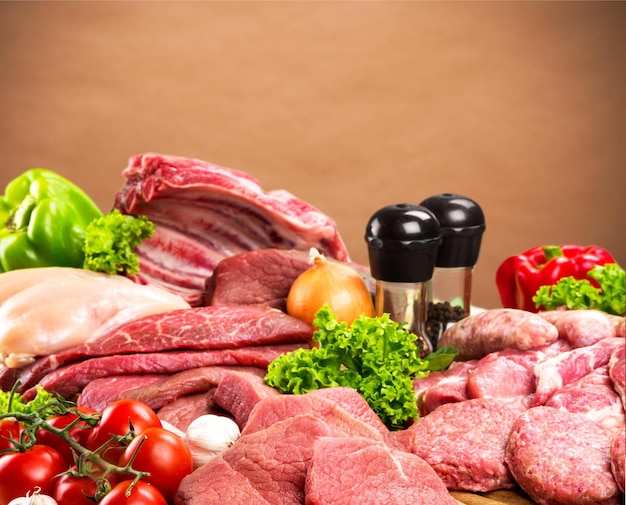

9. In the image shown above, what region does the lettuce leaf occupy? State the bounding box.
[83,209,155,275]
[533,263,625,315]
[264,305,457,429]
[0,386,57,417]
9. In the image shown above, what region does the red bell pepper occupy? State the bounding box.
[495,244,616,312]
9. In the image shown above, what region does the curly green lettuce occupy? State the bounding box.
[533,263,625,315]
[0,386,57,417]
[264,305,457,429]
[82,209,155,275]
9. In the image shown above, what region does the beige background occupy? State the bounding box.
[1,1,625,309]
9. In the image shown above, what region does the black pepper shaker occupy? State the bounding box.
[364,203,442,356]
[419,193,486,347]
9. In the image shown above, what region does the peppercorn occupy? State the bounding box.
[425,301,466,347]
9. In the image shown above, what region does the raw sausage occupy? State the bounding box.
[437,309,559,361]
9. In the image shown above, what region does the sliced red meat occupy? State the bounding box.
[532,337,624,406]
[506,406,621,505]
[467,340,571,401]
[13,305,312,393]
[213,369,281,428]
[413,360,476,416]
[204,248,311,309]
[78,375,164,411]
[158,391,230,432]
[114,153,349,306]
[28,344,304,399]
[408,397,527,492]
[176,414,336,505]
[545,365,625,437]
[120,366,265,410]
[175,455,272,505]
[242,388,389,442]
[305,437,457,505]
[609,342,625,408]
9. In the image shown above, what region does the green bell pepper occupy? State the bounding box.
[0,168,103,272]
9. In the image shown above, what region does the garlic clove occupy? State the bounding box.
[184,414,241,468]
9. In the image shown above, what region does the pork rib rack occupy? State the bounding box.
[114,153,350,306]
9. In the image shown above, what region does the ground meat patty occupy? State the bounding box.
[408,398,526,492]
[505,406,622,505]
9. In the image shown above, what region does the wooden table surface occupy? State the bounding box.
[451,489,536,505]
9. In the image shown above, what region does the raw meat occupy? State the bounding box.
[121,366,267,411]
[537,309,617,347]
[78,375,166,412]
[437,308,559,361]
[77,366,264,411]
[611,432,625,494]
[175,414,336,505]
[213,369,281,428]
[30,344,302,399]
[304,437,457,505]
[9,305,312,392]
[545,365,625,437]
[158,392,230,432]
[242,390,389,442]
[609,343,625,408]
[413,360,476,416]
[175,456,272,505]
[114,153,349,306]
[466,340,571,401]
[204,248,310,309]
[0,267,189,369]
[408,397,526,492]
[505,406,621,505]
[532,337,624,406]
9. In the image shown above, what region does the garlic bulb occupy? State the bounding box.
[184,414,241,468]
[160,419,185,438]
[8,488,58,505]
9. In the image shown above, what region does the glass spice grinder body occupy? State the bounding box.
[420,193,486,348]
[364,203,442,356]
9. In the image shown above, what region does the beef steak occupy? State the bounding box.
[14,305,312,393]
[175,414,336,505]
[305,437,457,505]
[204,248,311,309]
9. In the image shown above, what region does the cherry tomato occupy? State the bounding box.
[0,419,24,452]
[36,406,96,464]
[0,444,68,503]
[98,480,168,505]
[53,464,119,505]
[86,400,161,463]
[118,427,193,503]
[53,472,101,505]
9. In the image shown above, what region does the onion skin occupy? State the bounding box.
[286,250,375,326]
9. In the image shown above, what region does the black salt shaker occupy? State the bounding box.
[364,203,442,356]
[419,193,486,347]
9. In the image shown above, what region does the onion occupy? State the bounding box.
[287,248,375,326]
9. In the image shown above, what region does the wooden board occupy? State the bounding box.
[451,489,537,505]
